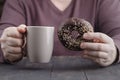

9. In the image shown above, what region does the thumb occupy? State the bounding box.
[17,24,27,33]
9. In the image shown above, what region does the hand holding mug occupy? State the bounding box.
[0,24,26,63]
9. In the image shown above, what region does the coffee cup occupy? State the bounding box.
[26,26,54,63]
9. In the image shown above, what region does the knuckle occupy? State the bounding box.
[6,37,13,46]
[4,27,15,32]
[1,44,6,50]
[5,47,11,53]
[2,45,9,53]
[110,38,114,43]
[4,27,23,38]
[4,52,9,59]
[99,33,104,39]
[97,52,101,57]
[2,49,9,58]
[4,28,10,32]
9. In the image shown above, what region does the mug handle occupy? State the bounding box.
[22,33,27,57]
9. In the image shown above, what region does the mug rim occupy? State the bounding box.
[27,26,54,28]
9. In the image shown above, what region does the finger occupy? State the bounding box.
[82,54,98,62]
[6,27,23,38]
[81,42,110,52]
[0,38,6,43]
[5,46,22,53]
[82,54,106,64]
[6,37,23,47]
[4,52,22,62]
[83,32,113,44]
[83,50,108,59]
[17,24,27,33]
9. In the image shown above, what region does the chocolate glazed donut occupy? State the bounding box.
[58,18,94,51]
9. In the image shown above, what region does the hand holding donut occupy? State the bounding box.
[80,32,117,67]
[58,17,117,67]
[58,18,93,51]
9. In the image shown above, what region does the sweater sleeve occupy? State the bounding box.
[0,0,26,63]
[97,0,120,63]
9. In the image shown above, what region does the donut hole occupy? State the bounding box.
[71,30,80,39]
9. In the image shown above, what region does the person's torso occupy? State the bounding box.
[21,0,100,56]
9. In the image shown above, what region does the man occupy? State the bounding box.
[0,0,120,67]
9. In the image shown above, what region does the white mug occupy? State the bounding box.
[26,26,54,63]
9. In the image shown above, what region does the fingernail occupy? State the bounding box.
[17,26,26,33]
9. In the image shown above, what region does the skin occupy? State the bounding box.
[51,0,72,11]
[80,32,117,67]
[0,24,26,62]
[0,0,117,66]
